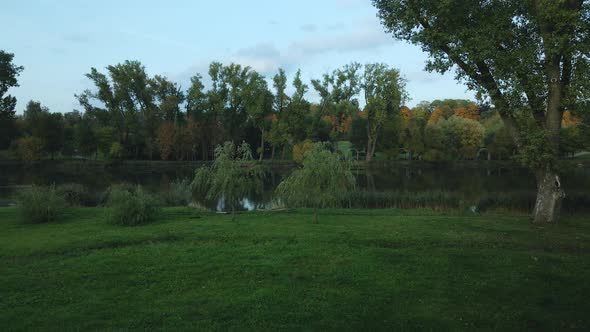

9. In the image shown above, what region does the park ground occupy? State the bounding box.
[1,208,590,331]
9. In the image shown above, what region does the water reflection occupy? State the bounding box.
[1,162,589,211]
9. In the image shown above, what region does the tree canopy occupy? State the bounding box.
[372,0,590,223]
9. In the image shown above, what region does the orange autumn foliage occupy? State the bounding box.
[400,106,412,120]
[265,113,278,122]
[453,104,480,121]
[322,114,353,134]
[340,115,352,134]
[428,107,444,125]
[562,111,581,128]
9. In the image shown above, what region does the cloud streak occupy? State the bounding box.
[229,18,393,75]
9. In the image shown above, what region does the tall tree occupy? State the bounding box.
[0,51,24,148]
[151,75,185,124]
[244,71,273,161]
[311,63,362,135]
[266,68,290,160]
[285,70,311,143]
[186,73,212,160]
[373,0,590,223]
[77,60,156,158]
[22,101,64,159]
[362,63,406,161]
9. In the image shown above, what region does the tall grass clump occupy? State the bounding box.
[160,178,193,207]
[106,185,160,226]
[15,185,66,223]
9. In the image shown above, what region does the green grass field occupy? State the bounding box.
[1,208,589,331]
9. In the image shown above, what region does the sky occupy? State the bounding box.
[2,0,475,114]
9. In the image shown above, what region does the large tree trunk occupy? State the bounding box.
[532,167,565,224]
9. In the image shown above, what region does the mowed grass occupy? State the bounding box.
[1,208,590,331]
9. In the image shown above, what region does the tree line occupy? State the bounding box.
[2,52,586,163]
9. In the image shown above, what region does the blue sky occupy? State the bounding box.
[2,0,474,113]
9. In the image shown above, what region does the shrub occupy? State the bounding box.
[161,178,193,207]
[101,183,137,204]
[15,185,66,223]
[56,183,99,207]
[107,186,159,226]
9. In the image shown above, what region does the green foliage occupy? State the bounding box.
[15,185,66,223]
[516,129,558,169]
[363,63,406,160]
[483,113,516,160]
[14,136,44,162]
[560,125,586,157]
[444,116,485,160]
[20,101,64,158]
[109,142,124,160]
[399,117,424,159]
[96,126,116,157]
[277,143,355,221]
[191,141,265,217]
[0,50,24,121]
[292,139,314,163]
[372,0,590,222]
[161,178,193,207]
[106,186,159,226]
[349,115,368,152]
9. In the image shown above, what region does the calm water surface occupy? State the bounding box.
[1,162,589,211]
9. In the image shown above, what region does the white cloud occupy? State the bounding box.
[225,17,393,75]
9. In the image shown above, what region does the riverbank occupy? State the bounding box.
[2,158,590,172]
[1,208,589,330]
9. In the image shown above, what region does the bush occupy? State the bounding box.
[100,183,137,204]
[56,183,99,207]
[16,185,66,223]
[107,186,159,226]
[160,178,193,207]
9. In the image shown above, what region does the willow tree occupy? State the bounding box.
[192,141,264,221]
[276,143,355,223]
[372,0,590,223]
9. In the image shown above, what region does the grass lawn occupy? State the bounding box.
[1,208,589,331]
